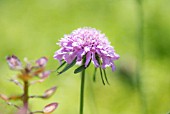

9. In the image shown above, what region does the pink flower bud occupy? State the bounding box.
[43,103,58,114]
[6,55,22,70]
[0,94,9,101]
[39,71,51,79]
[36,57,48,67]
[43,86,57,98]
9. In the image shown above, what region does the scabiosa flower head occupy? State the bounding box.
[54,27,119,71]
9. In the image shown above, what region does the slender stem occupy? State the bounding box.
[136,0,147,114]
[29,95,44,99]
[23,80,29,113]
[93,68,97,82]
[99,67,105,85]
[136,0,143,92]
[103,69,109,85]
[88,72,98,114]
[7,102,20,109]
[80,69,85,114]
[9,79,23,90]
[30,111,43,114]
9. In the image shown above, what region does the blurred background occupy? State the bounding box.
[0,0,170,114]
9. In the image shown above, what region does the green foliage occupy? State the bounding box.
[56,61,67,72]
[0,0,170,114]
[74,65,86,74]
[58,58,77,75]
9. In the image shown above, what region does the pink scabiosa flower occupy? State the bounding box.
[54,27,119,114]
[54,27,119,81]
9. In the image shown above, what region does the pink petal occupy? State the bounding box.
[92,53,99,67]
[76,49,85,61]
[101,57,111,69]
[111,62,116,71]
[114,53,120,60]
[85,52,92,67]
[53,48,66,61]
[64,52,77,64]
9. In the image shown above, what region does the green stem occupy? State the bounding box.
[80,69,85,114]
[23,81,29,113]
[136,0,147,114]
[30,111,43,114]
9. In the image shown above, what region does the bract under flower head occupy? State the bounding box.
[54,27,119,71]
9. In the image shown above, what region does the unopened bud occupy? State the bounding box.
[43,102,58,114]
[39,71,51,79]
[43,86,57,98]
[0,94,9,101]
[6,55,22,70]
[36,57,48,67]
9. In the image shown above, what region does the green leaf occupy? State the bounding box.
[74,65,86,74]
[93,67,97,82]
[103,69,110,85]
[58,58,76,75]
[95,53,105,85]
[96,54,105,85]
[56,61,66,71]
[82,55,86,64]
[99,67,105,85]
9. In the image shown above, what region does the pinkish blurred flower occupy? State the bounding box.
[43,102,58,114]
[54,27,119,71]
[36,57,48,67]
[6,55,22,70]
[0,94,9,101]
[43,86,57,98]
[39,71,51,79]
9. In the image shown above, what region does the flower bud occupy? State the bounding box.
[39,71,51,79]
[6,55,22,70]
[0,94,9,101]
[43,86,57,98]
[36,57,48,67]
[43,103,58,114]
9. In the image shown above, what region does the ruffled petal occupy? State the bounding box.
[53,48,66,63]
[111,62,116,71]
[76,49,85,61]
[92,53,99,67]
[85,52,92,67]
[113,53,120,60]
[101,57,111,69]
[64,52,77,64]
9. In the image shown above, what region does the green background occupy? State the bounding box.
[0,0,170,114]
